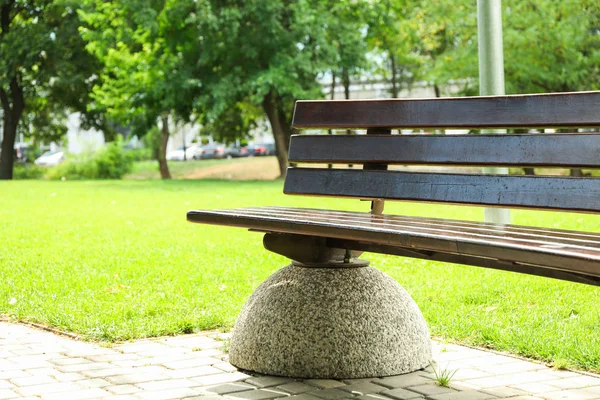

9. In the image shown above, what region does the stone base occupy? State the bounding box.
[229,263,432,379]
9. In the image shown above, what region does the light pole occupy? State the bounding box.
[478,0,510,225]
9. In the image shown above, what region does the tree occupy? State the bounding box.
[366,0,424,98]
[80,0,203,179]
[197,0,339,177]
[0,0,103,179]
[503,0,600,94]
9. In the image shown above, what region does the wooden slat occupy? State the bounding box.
[288,134,600,167]
[283,168,600,213]
[186,207,600,284]
[292,91,600,129]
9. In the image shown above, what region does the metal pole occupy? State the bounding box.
[478,0,510,225]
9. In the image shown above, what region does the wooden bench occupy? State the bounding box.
[187,91,600,379]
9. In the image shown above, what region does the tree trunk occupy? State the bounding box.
[434,84,441,98]
[262,90,288,178]
[0,79,25,180]
[390,54,399,98]
[523,168,536,176]
[570,168,584,177]
[328,71,336,169]
[158,115,172,179]
[0,117,17,180]
[342,68,354,167]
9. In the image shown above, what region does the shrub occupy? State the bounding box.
[126,147,153,161]
[13,164,44,180]
[46,137,134,180]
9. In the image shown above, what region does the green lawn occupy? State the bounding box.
[2,180,600,372]
[125,158,250,180]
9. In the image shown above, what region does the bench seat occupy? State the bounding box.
[187,206,600,286]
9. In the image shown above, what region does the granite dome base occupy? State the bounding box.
[229,263,431,379]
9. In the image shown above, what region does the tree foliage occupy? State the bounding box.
[80,0,203,179]
[0,0,103,179]
[196,0,341,176]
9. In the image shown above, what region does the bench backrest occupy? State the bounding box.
[287,91,600,213]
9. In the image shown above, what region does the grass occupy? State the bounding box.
[430,361,457,387]
[125,158,251,180]
[2,180,600,372]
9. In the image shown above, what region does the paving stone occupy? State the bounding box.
[136,378,197,390]
[374,373,432,389]
[478,361,545,375]
[0,370,30,380]
[461,376,507,389]
[549,376,600,389]
[214,362,239,372]
[480,386,530,398]
[193,371,252,386]
[10,374,57,386]
[79,367,132,378]
[354,395,389,400]
[229,389,290,400]
[448,381,482,391]
[277,382,318,395]
[48,372,83,382]
[84,353,142,363]
[539,389,600,399]
[507,397,545,400]
[101,396,138,400]
[511,382,562,394]
[14,381,84,396]
[447,369,488,381]
[78,377,111,388]
[162,357,221,370]
[40,388,111,400]
[499,372,559,386]
[135,353,194,366]
[205,382,256,394]
[287,394,323,400]
[135,387,202,399]
[23,367,63,377]
[184,396,224,400]
[380,387,424,399]
[104,371,172,385]
[305,380,346,389]
[427,390,498,400]
[461,354,521,367]
[0,382,13,390]
[408,384,457,396]
[584,386,600,394]
[543,370,582,379]
[338,382,387,395]
[164,365,223,379]
[311,388,351,399]
[55,362,114,373]
[245,376,296,388]
[341,378,377,385]
[0,389,17,399]
[104,384,142,395]
[48,357,91,366]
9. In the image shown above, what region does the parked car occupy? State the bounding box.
[15,144,33,163]
[166,147,185,161]
[248,143,276,156]
[248,143,267,156]
[201,143,226,159]
[34,151,64,166]
[225,145,249,158]
[185,144,204,160]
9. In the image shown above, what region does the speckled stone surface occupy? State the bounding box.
[229,264,432,378]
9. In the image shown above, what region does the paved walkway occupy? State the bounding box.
[1,322,600,400]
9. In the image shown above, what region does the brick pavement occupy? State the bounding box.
[1,322,600,399]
